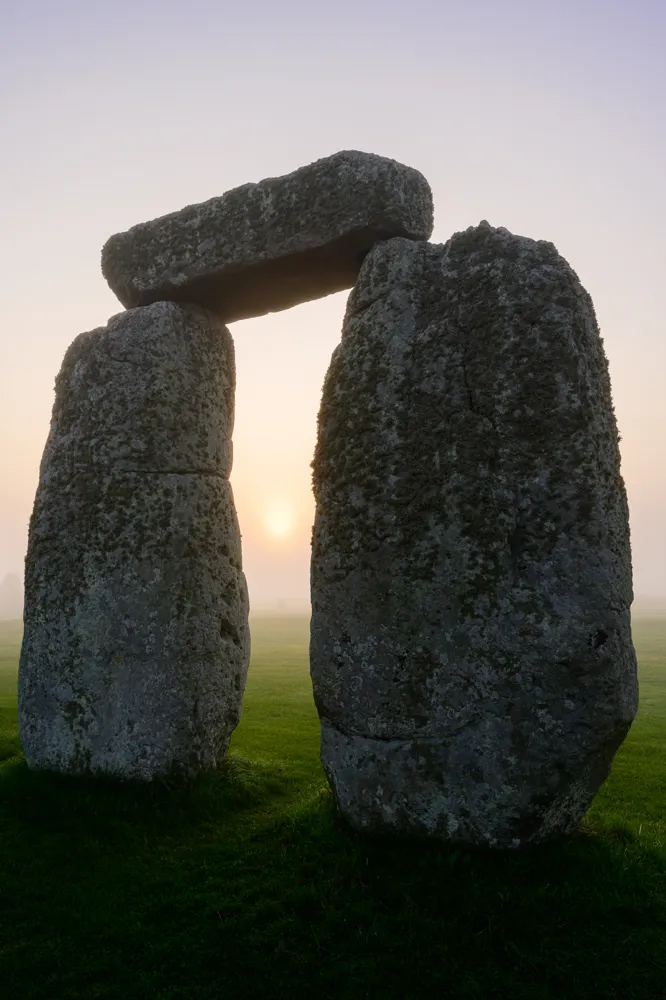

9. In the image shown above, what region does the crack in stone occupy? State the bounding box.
[135,469,226,477]
[324,716,477,745]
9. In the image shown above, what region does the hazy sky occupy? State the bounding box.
[1,0,664,609]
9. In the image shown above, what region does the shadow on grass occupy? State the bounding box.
[0,751,295,847]
[185,799,666,999]
[0,731,22,762]
[1,754,665,1000]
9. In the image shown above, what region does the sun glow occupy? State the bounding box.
[264,504,296,540]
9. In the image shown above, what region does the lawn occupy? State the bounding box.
[0,615,664,1000]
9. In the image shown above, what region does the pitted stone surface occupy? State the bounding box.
[19,301,250,780]
[310,223,638,849]
[101,150,434,321]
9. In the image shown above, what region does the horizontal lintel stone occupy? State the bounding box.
[101,150,434,322]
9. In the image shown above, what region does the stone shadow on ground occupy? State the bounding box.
[247,797,666,997]
[0,752,294,842]
[1,759,664,999]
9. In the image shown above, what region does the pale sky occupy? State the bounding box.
[1,0,664,610]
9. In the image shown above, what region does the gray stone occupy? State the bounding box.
[310,223,638,849]
[18,301,250,781]
[101,150,434,322]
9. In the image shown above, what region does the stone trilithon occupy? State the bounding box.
[19,148,433,784]
[310,223,638,849]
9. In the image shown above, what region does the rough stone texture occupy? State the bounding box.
[310,223,638,849]
[101,150,434,322]
[18,301,250,780]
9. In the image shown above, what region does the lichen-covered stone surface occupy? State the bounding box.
[101,150,434,321]
[18,301,250,781]
[310,223,638,849]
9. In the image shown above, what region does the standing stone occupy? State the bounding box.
[310,223,638,849]
[19,301,250,781]
[101,150,434,321]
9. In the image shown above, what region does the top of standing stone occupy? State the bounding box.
[101,151,434,322]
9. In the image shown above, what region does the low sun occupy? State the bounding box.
[264,504,296,540]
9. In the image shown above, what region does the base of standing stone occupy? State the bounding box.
[320,721,622,849]
[19,474,251,782]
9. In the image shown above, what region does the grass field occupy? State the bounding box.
[1,616,665,1000]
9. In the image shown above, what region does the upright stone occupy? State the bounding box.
[19,301,250,780]
[310,224,638,849]
[101,150,434,322]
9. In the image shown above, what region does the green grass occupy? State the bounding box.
[1,615,664,1000]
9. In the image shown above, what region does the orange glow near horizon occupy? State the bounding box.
[263,502,297,541]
